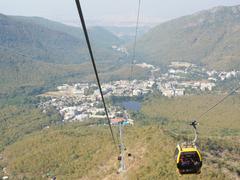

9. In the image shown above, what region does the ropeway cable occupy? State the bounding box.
[75,0,117,147]
[196,86,240,121]
[130,0,142,90]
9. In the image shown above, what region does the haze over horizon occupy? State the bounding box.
[0,0,240,27]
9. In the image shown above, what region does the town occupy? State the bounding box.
[38,62,240,123]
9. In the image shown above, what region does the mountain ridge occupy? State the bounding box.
[135,4,240,70]
[0,14,124,65]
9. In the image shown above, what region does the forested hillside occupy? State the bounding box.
[0,14,129,95]
[136,5,240,70]
[0,14,123,64]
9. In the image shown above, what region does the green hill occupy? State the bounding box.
[0,14,123,64]
[0,53,146,97]
[0,124,227,179]
[135,5,240,70]
[0,94,239,179]
[0,56,92,95]
[12,16,124,54]
[0,14,131,95]
[12,16,85,40]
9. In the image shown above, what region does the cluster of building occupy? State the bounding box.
[39,61,240,122]
[101,80,155,97]
[111,45,128,55]
[152,62,240,97]
[39,81,144,123]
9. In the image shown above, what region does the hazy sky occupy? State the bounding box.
[0,0,240,26]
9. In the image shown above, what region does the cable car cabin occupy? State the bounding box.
[175,144,202,175]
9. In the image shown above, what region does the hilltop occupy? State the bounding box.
[135,5,240,70]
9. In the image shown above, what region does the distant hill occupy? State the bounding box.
[105,26,150,43]
[0,14,128,94]
[12,16,124,50]
[0,14,123,64]
[135,5,240,70]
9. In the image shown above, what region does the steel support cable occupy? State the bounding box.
[130,0,142,92]
[186,86,240,143]
[196,86,240,121]
[75,0,117,147]
[168,86,240,143]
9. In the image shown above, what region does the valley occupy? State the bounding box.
[0,3,240,179]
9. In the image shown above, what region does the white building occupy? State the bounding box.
[174,89,185,96]
[169,62,193,68]
[136,63,155,69]
[133,89,142,96]
[57,84,70,91]
[200,82,216,91]
[72,114,89,122]
[161,89,174,97]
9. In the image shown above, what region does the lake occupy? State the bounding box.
[122,101,141,111]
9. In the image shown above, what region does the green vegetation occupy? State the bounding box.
[1,7,240,179]
[0,13,132,96]
[140,94,240,178]
[0,123,233,179]
[141,94,240,137]
[0,57,93,95]
[0,94,239,179]
[0,14,148,96]
[0,105,60,152]
[125,126,229,180]
[0,57,148,97]
[13,16,123,48]
[1,124,117,179]
[136,5,240,70]
[0,14,123,65]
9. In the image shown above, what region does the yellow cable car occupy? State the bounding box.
[175,144,202,174]
[174,121,202,175]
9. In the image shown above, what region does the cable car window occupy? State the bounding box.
[179,151,201,168]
